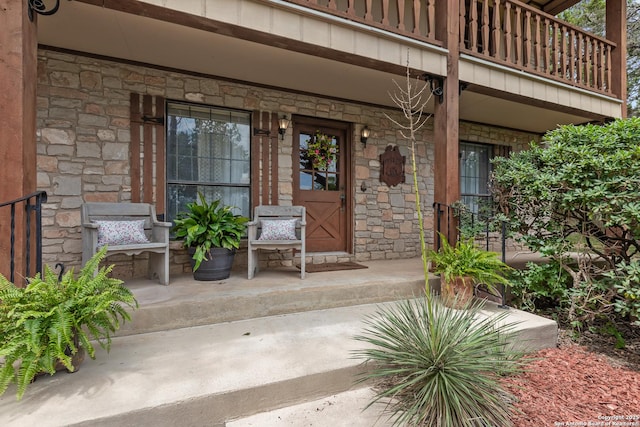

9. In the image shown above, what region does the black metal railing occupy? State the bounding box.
[434,195,508,307]
[0,191,47,283]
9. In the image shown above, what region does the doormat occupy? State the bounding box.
[302,262,368,273]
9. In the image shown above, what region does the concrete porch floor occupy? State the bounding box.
[0,253,555,427]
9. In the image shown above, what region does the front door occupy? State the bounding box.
[293,118,350,253]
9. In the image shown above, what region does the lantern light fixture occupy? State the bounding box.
[360,126,370,147]
[278,116,290,140]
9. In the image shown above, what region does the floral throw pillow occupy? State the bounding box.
[94,220,149,247]
[258,219,298,241]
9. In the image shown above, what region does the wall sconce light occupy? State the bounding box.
[28,0,64,21]
[422,73,444,104]
[360,126,370,147]
[277,116,290,140]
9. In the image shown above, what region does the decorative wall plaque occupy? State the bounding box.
[379,145,406,187]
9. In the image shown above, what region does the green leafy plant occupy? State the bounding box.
[605,259,640,327]
[492,117,640,331]
[354,297,525,427]
[509,260,572,312]
[0,246,138,400]
[429,234,512,295]
[172,192,248,271]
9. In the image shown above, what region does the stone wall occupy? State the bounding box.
[36,48,539,280]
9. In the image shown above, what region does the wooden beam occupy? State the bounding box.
[433,0,461,247]
[543,0,581,16]
[606,0,627,117]
[0,0,38,280]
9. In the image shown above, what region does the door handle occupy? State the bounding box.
[340,193,346,210]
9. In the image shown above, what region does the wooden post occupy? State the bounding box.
[433,0,461,247]
[0,1,38,279]
[606,0,627,116]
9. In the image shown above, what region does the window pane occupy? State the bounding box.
[460,142,492,214]
[167,184,250,224]
[299,131,340,191]
[166,102,250,224]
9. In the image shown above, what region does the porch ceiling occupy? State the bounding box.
[37,1,599,134]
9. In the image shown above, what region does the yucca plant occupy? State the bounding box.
[354,297,525,427]
[0,246,137,400]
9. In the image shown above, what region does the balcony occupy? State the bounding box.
[286,0,616,97]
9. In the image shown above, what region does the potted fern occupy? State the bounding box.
[172,192,248,281]
[0,246,137,400]
[429,234,512,308]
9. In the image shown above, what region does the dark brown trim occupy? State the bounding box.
[269,114,278,206]
[142,95,154,204]
[606,0,627,116]
[433,0,461,246]
[155,96,166,215]
[251,110,260,211]
[129,93,141,203]
[460,118,544,137]
[260,112,270,206]
[465,83,613,123]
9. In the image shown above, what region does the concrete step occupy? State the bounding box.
[117,258,431,336]
[0,300,557,427]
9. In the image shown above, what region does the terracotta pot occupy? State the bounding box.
[441,276,475,309]
[54,343,86,373]
[34,335,85,381]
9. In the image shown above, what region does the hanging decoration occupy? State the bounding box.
[306,131,338,170]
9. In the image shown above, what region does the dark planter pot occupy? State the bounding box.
[188,247,236,281]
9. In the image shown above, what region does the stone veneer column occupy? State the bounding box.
[0,1,38,278]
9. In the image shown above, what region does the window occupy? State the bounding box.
[459,142,492,214]
[166,102,251,224]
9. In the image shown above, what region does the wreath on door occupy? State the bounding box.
[306,131,338,170]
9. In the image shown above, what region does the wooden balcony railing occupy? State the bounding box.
[285,0,440,45]
[461,0,615,94]
[282,0,616,96]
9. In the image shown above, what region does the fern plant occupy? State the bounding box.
[0,246,137,400]
[429,234,513,295]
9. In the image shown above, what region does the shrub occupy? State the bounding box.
[353,297,525,427]
[492,118,640,328]
[509,260,572,312]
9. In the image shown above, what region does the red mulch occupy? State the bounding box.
[501,344,640,426]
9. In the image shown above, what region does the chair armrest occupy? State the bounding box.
[82,222,99,229]
[153,221,173,228]
[247,220,259,241]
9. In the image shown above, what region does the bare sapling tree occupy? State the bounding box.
[385,54,433,295]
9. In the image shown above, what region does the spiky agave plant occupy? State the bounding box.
[354,297,525,427]
[0,246,137,400]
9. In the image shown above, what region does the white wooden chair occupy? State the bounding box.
[81,203,171,285]
[247,206,306,279]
